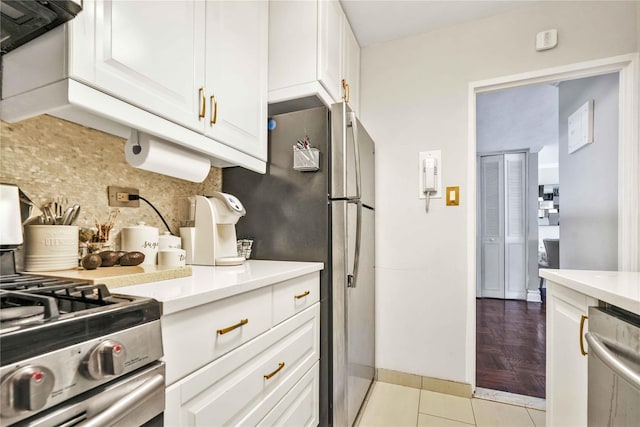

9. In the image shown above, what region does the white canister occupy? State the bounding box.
[24,225,78,271]
[158,248,187,267]
[180,227,196,265]
[158,231,181,250]
[120,222,159,265]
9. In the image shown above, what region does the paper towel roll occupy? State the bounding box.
[125,131,211,182]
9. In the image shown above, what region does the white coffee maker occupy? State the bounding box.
[191,192,246,266]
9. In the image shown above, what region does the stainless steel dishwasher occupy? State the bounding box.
[586,305,640,426]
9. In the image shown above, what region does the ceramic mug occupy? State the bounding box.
[158,248,186,267]
[158,231,181,250]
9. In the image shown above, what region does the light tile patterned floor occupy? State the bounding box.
[356,382,545,427]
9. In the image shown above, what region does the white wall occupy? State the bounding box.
[538,144,559,185]
[559,73,619,270]
[360,1,638,383]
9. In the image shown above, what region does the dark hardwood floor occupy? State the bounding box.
[476,298,546,398]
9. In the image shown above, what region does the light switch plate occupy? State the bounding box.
[446,186,460,206]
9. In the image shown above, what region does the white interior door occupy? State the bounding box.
[504,153,527,299]
[480,155,505,298]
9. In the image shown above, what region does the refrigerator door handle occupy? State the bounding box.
[347,200,362,288]
[348,111,362,199]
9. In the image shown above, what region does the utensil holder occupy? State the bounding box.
[293,148,320,171]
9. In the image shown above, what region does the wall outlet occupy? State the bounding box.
[108,186,140,207]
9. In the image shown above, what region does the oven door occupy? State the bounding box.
[14,362,165,427]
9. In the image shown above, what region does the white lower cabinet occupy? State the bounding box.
[164,272,320,426]
[162,286,273,385]
[258,362,320,427]
[546,281,598,427]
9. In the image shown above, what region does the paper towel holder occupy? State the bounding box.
[129,130,142,154]
[125,130,212,183]
[129,129,142,154]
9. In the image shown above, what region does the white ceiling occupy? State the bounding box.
[476,83,559,155]
[341,0,538,47]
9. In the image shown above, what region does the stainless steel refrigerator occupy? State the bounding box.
[223,102,375,427]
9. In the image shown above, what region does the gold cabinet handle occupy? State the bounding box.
[216,318,248,335]
[341,79,350,103]
[198,87,206,119]
[294,290,310,300]
[263,362,285,380]
[579,315,588,356]
[210,94,217,125]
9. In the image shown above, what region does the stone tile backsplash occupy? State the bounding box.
[1,115,222,250]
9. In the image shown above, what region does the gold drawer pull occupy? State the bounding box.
[341,79,350,103]
[210,94,217,125]
[216,318,248,335]
[579,315,588,356]
[294,290,310,300]
[198,87,206,119]
[263,362,285,380]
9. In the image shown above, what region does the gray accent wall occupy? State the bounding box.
[558,73,619,270]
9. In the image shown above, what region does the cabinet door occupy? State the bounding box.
[93,0,205,131]
[204,0,268,161]
[342,20,360,114]
[257,362,319,427]
[546,283,597,427]
[317,0,343,102]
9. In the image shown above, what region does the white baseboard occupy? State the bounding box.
[527,289,542,303]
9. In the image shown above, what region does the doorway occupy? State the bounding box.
[473,67,628,400]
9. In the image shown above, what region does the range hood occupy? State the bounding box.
[0,0,82,55]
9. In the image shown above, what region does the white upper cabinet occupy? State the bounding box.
[317,0,344,102]
[2,0,268,170]
[268,0,361,114]
[341,19,360,113]
[92,0,205,132]
[92,0,268,160]
[204,0,268,160]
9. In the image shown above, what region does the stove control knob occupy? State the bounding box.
[0,366,55,416]
[84,340,127,380]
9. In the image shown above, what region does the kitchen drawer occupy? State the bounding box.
[162,286,272,385]
[258,361,319,427]
[173,303,319,426]
[272,273,320,326]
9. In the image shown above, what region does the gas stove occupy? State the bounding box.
[0,250,165,426]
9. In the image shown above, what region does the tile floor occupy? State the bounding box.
[356,382,545,427]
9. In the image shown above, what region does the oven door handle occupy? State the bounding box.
[585,332,640,391]
[75,374,165,427]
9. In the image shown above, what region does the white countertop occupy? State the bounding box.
[111,260,323,315]
[540,269,640,314]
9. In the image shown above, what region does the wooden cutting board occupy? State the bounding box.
[34,265,192,289]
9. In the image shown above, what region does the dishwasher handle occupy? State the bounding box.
[585,332,640,391]
[75,374,165,427]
